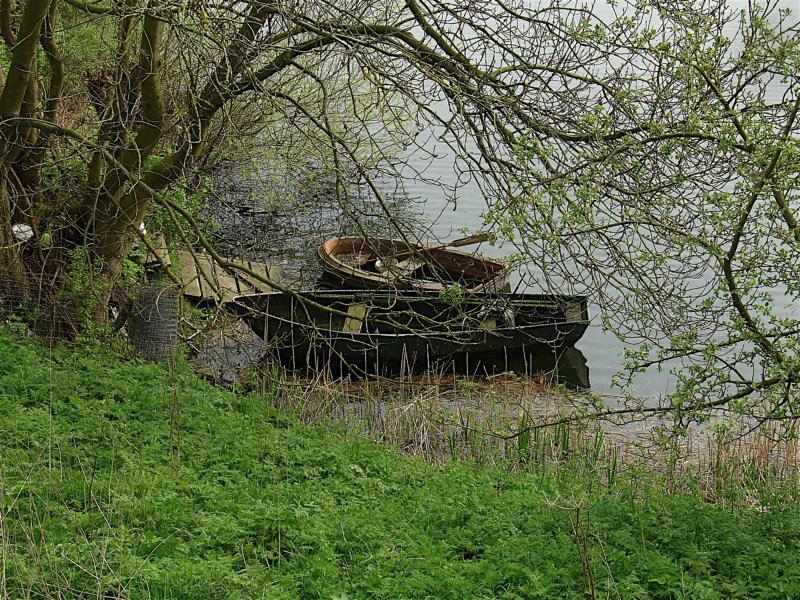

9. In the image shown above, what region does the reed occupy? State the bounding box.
[196,316,800,499]
[255,364,800,502]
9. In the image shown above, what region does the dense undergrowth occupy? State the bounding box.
[1,326,799,599]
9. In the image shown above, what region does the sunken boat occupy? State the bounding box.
[231,289,589,371]
[317,236,511,293]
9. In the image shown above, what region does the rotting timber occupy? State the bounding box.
[177,251,282,304]
[318,236,511,293]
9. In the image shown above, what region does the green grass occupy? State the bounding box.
[1,326,799,599]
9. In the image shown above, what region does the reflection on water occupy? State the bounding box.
[206,159,425,289]
[254,341,589,389]
[438,346,589,390]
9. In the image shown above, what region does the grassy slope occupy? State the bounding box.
[1,327,798,599]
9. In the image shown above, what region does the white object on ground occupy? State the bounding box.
[12,223,34,241]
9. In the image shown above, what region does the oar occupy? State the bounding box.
[388,232,493,263]
[370,232,494,272]
[394,231,492,258]
[422,231,493,252]
[370,231,493,270]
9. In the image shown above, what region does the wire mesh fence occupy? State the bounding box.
[0,242,185,364]
[129,279,182,363]
[0,242,84,343]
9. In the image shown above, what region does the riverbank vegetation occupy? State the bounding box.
[0,0,795,428]
[2,326,800,599]
[0,0,798,594]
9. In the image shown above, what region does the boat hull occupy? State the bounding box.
[231,290,589,372]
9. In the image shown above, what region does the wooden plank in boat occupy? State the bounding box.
[342,303,368,333]
[396,255,426,276]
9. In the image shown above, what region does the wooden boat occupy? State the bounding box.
[230,290,589,371]
[317,236,511,293]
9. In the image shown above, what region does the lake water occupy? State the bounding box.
[211,0,797,396]
[396,161,635,396]
[394,0,799,397]
[208,168,596,389]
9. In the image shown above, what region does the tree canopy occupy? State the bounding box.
[491,0,800,424]
[0,0,568,321]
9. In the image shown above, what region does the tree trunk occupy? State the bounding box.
[0,174,28,301]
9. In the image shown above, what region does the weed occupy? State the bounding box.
[2,326,800,598]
